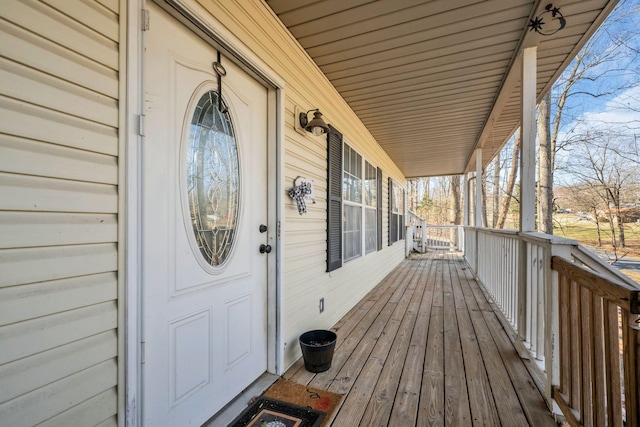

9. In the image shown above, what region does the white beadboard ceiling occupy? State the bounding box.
[266,0,617,178]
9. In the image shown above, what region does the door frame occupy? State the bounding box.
[124,0,285,425]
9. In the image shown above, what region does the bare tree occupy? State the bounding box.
[567,183,606,246]
[496,131,521,229]
[537,0,640,234]
[492,152,501,227]
[450,176,461,224]
[566,130,640,257]
[537,91,553,234]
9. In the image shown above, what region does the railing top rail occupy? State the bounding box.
[470,226,520,237]
[570,244,640,290]
[424,224,462,229]
[552,256,640,313]
[520,231,578,246]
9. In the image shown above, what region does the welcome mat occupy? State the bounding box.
[228,396,325,427]
[262,379,343,427]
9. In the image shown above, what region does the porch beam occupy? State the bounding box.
[520,47,537,232]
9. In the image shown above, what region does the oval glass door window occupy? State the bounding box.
[185,90,239,267]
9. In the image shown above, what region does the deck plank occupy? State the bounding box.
[329,259,423,425]
[359,259,432,426]
[388,255,436,426]
[443,255,471,426]
[418,257,445,426]
[281,252,555,427]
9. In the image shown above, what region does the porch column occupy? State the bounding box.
[475,149,483,228]
[520,47,537,232]
[517,46,537,344]
[463,173,470,227]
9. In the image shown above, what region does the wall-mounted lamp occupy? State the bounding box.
[299,109,329,136]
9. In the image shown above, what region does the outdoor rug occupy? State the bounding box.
[229,379,343,427]
[227,396,324,427]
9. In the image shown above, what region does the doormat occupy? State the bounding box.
[262,379,343,427]
[228,396,324,427]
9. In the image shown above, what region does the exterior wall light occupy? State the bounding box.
[299,109,329,136]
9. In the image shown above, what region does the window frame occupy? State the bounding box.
[342,141,378,263]
[326,126,384,273]
[388,178,406,245]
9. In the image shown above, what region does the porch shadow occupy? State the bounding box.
[283,251,557,426]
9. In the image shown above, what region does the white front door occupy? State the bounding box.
[142,4,269,425]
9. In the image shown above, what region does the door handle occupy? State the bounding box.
[259,244,272,254]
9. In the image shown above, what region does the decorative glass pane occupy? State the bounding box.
[186,91,239,267]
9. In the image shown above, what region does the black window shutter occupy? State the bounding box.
[326,125,343,272]
[388,177,396,245]
[376,167,383,251]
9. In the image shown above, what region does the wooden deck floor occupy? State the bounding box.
[283,251,557,426]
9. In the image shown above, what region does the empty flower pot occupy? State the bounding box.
[299,330,337,373]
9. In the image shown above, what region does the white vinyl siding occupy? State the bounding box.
[0,0,120,425]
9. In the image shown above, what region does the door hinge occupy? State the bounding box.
[141,8,150,31]
[141,341,146,364]
[277,220,281,239]
[138,114,146,137]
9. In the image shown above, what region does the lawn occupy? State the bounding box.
[553,213,640,283]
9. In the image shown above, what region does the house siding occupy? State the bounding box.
[0,0,120,425]
[194,0,407,368]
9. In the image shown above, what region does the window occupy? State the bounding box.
[342,143,378,262]
[364,162,377,254]
[326,126,382,272]
[389,179,405,245]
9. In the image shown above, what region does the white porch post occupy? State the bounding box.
[518,46,537,344]
[475,149,483,228]
[463,173,470,227]
[520,47,537,233]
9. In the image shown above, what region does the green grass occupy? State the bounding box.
[553,213,640,283]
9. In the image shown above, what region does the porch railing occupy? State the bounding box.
[406,216,464,254]
[464,227,640,426]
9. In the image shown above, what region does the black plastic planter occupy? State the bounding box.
[299,330,337,373]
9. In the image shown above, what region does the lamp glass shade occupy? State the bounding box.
[305,110,329,135]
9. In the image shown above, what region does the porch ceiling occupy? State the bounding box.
[266,0,617,178]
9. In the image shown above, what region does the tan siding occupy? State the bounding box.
[0,174,117,213]
[0,59,118,127]
[0,331,117,402]
[41,0,119,42]
[0,273,117,325]
[0,212,117,249]
[0,97,118,156]
[0,302,117,364]
[40,389,118,427]
[0,135,118,184]
[2,0,119,70]
[0,244,118,288]
[0,0,120,424]
[193,0,407,370]
[0,360,117,427]
[0,18,118,98]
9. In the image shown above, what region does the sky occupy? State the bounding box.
[545,0,640,185]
